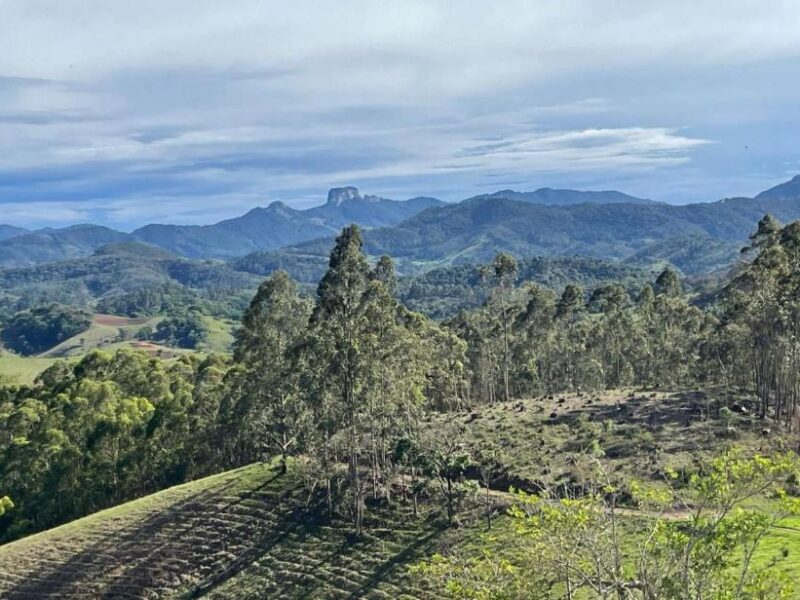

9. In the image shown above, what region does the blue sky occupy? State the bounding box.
[1,0,799,229]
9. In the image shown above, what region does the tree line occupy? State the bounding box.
[2,216,800,546]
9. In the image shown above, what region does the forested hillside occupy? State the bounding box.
[0,242,260,317]
[3,214,800,598]
[357,192,800,266]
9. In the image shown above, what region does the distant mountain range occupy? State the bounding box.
[468,188,654,206]
[250,176,800,277]
[0,187,443,267]
[1,178,800,275]
[133,187,444,259]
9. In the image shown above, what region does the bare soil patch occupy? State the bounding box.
[93,314,151,327]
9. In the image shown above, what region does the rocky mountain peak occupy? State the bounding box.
[326,186,361,206]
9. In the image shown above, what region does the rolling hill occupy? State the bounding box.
[0,242,261,311]
[0,225,130,269]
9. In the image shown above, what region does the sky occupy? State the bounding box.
[1,0,800,230]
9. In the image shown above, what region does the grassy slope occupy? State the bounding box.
[0,353,58,385]
[445,388,777,489]
[40,314,163,358]
[2,390,800,598]
[1,314,166,384]
[0,314,236,385]
[0,460,459,600]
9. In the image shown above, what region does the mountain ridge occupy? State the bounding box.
[469,187,654,206]
[1,177,799,270]
[266,176,800,276]
[0,187,444,267]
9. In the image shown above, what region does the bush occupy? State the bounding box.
[148,311,209,349]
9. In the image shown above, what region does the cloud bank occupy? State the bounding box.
[0,1,799,227]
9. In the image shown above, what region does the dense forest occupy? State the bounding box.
[3,216,800,597]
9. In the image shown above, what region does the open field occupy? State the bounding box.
[442,388,785,490]
[0,353,58,385]
[43,313,237,360]
[0,313,237,385]
[40,313,164,358]
[199,315,236,354]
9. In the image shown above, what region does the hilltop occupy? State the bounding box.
[0,241,260,312]
[469,187,653,206]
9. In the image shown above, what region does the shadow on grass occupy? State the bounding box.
[5,466,447,600]
[346,527,445,600]
[4,467,287,599]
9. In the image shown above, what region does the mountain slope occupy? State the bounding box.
[338,190,800,268]
[132,201,333,259]
[623,235,742,275]
[0,225,28,241]
[0,225,131,268]
[132,187,444,259]
[755,174,800,200]
[0,242,260,309]
[472,187,653,206]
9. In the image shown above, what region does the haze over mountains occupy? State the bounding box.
[0,188,444,268]
[0,178,799,275]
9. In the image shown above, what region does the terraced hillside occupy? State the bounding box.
[0,461,455,600]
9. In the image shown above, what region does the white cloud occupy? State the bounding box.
[0,1,798,226]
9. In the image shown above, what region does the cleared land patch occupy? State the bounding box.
[0,461,453,600]
[40,313,163,358]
